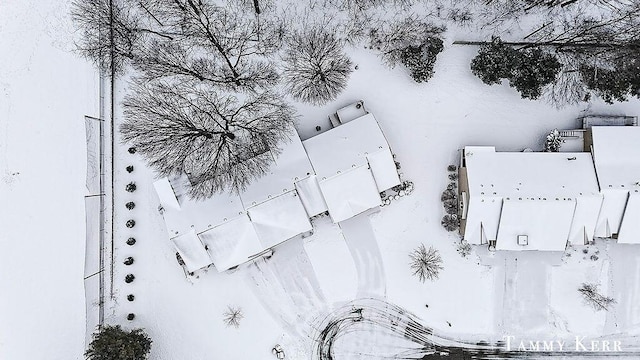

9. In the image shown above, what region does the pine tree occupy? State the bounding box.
[85,325,152,360]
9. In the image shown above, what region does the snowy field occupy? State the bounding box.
[2,1,640,360]
[0,1,99,359]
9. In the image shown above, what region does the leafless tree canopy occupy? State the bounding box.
[121,82,295,198]
[72,0,284,90]
[578,283,616,311]
[282,27,353,105]
[71,0,142,74]
[409,244,443,282]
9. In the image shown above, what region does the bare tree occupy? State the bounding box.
[71,0,144,74]
[223,306,244,328]
[120,81,295,198]
[578,283,616,311]
[409,245,443,282]
[282,27,353,105]
[140,0,284,90]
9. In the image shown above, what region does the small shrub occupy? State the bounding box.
[543,129,564,152]
[126,237,136,246]
[447,164,457,172]
[441,214,459,232]
[448,172,458,181]
[125,182,137,192]
[127,294,135,301]
[126,219,136,228]
[590,254,599,261]
[582,248,589,254]
[85,325,151,360]
[223,306,244,328]
[125,274,135,283]
[443,198,458,215]
[409,244,443,282]
[126,165,134,173]
[441,189,456,201]
[446,182,456,191]
[128,147,136,154]
[124,257,134,265]
[457,240,471,258]
[127,313,135,321]
[578,283,616,311]
[125,202,136,210]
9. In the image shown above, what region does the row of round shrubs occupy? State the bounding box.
[125,147,136,322]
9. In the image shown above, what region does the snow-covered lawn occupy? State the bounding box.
[0,1,99,359]
[103,42,640,359]
[3,1,640,359]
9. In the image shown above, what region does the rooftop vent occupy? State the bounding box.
[517,235,529,246]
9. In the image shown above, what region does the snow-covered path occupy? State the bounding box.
[244,239,329,339]
[339,209,387,299]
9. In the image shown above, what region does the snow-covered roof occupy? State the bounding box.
[240,129,315,206]
[594,189,630,238]
[495,198,575,251]
[303,113,400,191]
[295,175,329,217]
[319,165,382,223]
[247,190,312,249]
[153,177,181,211]
[590,126,640,190]
[463,147,603,250]
[170,230,213,272]
[159,177,244,237]
[464,147,601,198]
[198,215,263,271]
[618,192,640,244]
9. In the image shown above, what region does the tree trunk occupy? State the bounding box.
[253,0,261,14]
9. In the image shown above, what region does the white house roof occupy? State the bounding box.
[463,147,603,250]
[240,129,315,207]
[247,190,312,249]
[595,189,630,238]
[618,191,640,244]
[159,179,244,237]
[591,126,640,190]
[170,230,213,273]
[319,165,382,223]
[464,147,601,197]
[302,113,400,191]
[495,199,575,251]
[295,175,329,217]
[198,215,263,271]
[153,177,181,211]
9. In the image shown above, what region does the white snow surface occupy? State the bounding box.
[0,1,99,359]
[4,2,640,360]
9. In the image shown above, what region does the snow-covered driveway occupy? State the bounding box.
[339,209,387,299]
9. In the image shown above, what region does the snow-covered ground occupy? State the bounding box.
[3,1,640,360]
[0,1,99,359]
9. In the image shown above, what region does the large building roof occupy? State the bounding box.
[303,113,401,191]
[463,146,602,251]
[153,111,401,270]
[464,146,601,198]
[591,126,640,190]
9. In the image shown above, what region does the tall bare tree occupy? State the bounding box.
[282,27,353,105]
[120,81,296,198]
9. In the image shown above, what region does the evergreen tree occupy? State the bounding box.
[399,37,444,83]
[471,37,561,100]
[85,325,152,360]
